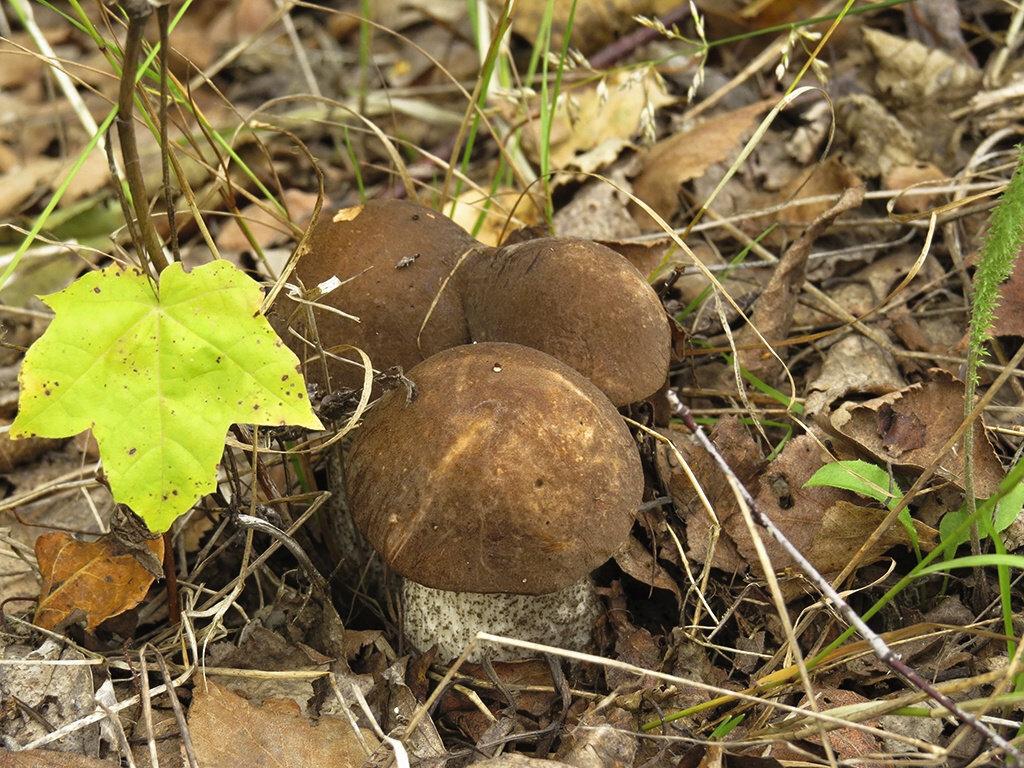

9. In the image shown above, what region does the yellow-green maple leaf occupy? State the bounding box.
[12,260,323,532]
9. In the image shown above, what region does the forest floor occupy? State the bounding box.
[1,1,1023,766]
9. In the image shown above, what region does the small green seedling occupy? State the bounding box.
[804,459,919,559]
[938,481,1024,555]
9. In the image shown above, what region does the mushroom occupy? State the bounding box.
[270,199,487,392]
[456,237,671,406]
[344,342,643,660]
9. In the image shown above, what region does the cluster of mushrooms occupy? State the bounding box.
[272,199,672,661]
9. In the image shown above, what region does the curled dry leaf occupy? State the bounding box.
[34,531,164,632]
[804,334,906,418]
[828,369,1005,498]
[862,27,981,106]
[836,94,917,179]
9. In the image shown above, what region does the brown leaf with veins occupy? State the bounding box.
[189,679,377,768]
[633,99,775,223]
[661,420,933,579]
[830,369,1005,498]
[34,531,164,631]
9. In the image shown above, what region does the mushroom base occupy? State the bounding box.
[401,577,602,662]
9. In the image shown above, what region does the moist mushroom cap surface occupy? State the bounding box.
[456,237,671,406]
[345,342,643,595]
[270,199,484,392]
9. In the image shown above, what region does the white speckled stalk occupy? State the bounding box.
[401,577,602,662]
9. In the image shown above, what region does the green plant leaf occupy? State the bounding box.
[939,481,1024,553]
[804,459,900,508]
[11,260,323,532]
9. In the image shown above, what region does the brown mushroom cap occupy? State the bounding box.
[456,237,671,406]
[345,342,643,595]
[270,199,486,392]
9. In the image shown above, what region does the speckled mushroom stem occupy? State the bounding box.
[402,577,602,662]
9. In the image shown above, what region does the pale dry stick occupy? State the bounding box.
[274,0,320,97]
[0,470,99,514]
[93,679,137,768]
[234,513,326,591]
[350,681,411,768]
[984,0,1024,88]
[682,33,787,122]
[152,652,199,768]
[394,624,939,758]
[787,664,1024,739]
[182,491,330,625]
[667,401,839,765]
[668,398,1024,767]
[137,648,162,768]
[327,674,379,760]
[957,77,1024,120]
[634,181,1004,243]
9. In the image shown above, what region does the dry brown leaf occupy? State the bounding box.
[884,161,948,214]
[556,706,638,768]
[520,67,674,174]
[788,688,885,763]
[189,679,377,768]
[0,424,63,472]
[804,500,937,574]
[657,417,762,573]
[829,369,1005,498]
[34,532,164,631]
[989,249,1024,338]
[762,156,863,230]
[553,180,641,243]
[738,184,864,380]
[633,99,775,224]
[0,750,114,768]
[804,335,906,418]
[862,26,981,106]
[735,435,931,577]
[836,94,917,179]
[0,158,61,220]
[613,534,682,605]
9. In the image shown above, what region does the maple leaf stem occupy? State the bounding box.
[115,1,169,275]
[667,392,1024,767]
[162,531,180,626]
